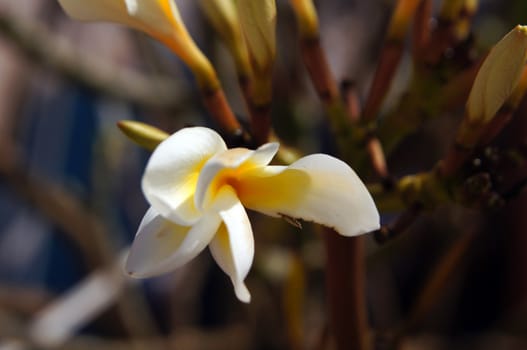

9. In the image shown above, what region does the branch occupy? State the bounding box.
[0,309,250,350]
[0,11,187,110]
[0,141,159,340]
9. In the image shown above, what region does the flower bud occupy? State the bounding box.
[237,0,276,76]
[388,0,421,40]
[289,0,319,39]
[198,0,251,77]
[237,0,277,105]
[117,120,168,151]
[467,25,527,125]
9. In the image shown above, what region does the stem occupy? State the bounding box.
[412,0,432,62]
[323,230,370,350]
[439,141,474,178]
[374,204,423,244]
[300,37,340,104]
[201,87,248,144]
[363,0,421,122]
[366,137,389,180]
[362,40,404,122]
[341,80,361,124]
[237,74,273,146]
[248,102,272,146]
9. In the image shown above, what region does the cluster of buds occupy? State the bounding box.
[58,0,280,143]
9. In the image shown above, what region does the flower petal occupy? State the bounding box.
[58,0,130,24]
[125,207,221,277]
[194,142,279,210]
[58,0,182,37]
[237,154,380,236]
[125,0,184,35]
[247,142,279,167]
[208,187,254,303]
[142,127,227,225]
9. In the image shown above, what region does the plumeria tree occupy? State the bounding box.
[0,0,527,350]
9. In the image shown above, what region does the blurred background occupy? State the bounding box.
[1,0,527,349]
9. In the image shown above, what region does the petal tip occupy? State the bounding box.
[124,254,150,279]
[124,266,139,278]
[233,280,251,303]
[124,261,140,278]
[124,265,152,279]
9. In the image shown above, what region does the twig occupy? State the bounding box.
[201,88,249,146]
[394,225,479,343]
[366,136,390,180]
[0,12,186,110]
[412,0,432,62]
[374,203,423,244]
[340,80,361,124]
[362,0,421,123]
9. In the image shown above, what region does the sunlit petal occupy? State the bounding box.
[194,142,279,210]
[238,154,380,236]
[209,187,254,303]
[58,0,130,24]
[247,142,279,167]
[142,127,227,225]
[125,207,221,278]
[125,0,183,34]
[58,0,182,37]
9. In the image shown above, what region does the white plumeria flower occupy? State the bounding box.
[125,127,380,303]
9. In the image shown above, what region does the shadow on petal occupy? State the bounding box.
[126,208,221,278]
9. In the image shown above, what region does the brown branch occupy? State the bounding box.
[0,12,187,110]
[0,140,159,340]
[248,102,272,146]
[201,88,249,146]
[0,144,111,269]
[300,36,372,350]
[366,136,390,181]
[0,286,52,316]
[300,38,340,105]
[340,80,361,124]
[412,0,432,62]
[362,40,405,123]
[395,225,479,342]
[362,0,421,122]
[323,230,369,350]
[0,308,250,350]
[374,204,423,244]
